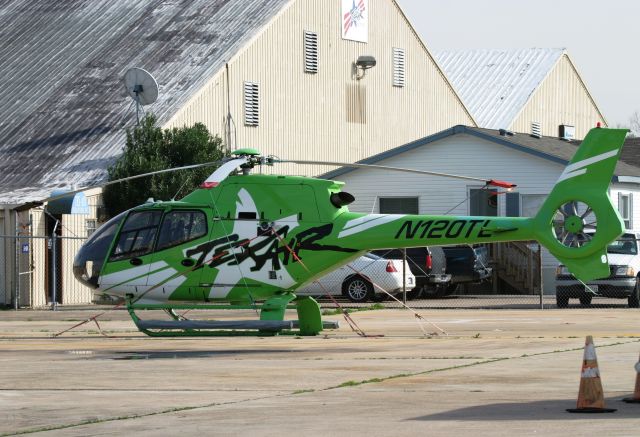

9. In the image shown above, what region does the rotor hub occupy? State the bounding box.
[564,215,584,234]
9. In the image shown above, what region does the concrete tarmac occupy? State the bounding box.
[1,307,639,436]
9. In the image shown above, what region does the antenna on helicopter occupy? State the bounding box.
[123,67,159,125]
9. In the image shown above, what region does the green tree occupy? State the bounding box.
[103,114,227,217]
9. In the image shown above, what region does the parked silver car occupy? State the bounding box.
[297,253,415,302]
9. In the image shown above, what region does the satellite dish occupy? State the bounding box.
[123,67,159,124]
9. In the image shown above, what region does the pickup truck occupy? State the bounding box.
[441,245,492,290]
[555,231,640,308]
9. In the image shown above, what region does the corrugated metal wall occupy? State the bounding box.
[0,215,5,305]
[30,211,47,308]
[61,214,93,305]
[166,0,474,176]
[510,55,606,140]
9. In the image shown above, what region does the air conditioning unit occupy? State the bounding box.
[559,124,575,141]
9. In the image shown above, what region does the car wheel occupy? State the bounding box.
[344,276,374,303]
[556,291,569,308]
[579,295,592,306]
[628,279,640,308]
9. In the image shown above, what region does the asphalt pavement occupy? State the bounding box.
[1,307,639,436]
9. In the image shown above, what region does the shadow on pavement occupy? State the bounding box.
[409,397,637,421]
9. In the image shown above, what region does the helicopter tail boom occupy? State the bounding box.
[529,127,628,281]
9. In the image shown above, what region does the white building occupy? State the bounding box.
[322,125,640,291]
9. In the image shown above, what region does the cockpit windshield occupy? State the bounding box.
[72,211,126,289]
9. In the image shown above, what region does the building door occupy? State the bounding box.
[45,213,63,304]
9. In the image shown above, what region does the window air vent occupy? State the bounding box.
[531,121,541,138]
[304,31,318,73]
[392,47,406,87]
[243,82,259,126]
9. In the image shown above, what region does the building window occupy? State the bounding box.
[392,47,405,87]
[304,31,318,73]
[379,197,418,214]
[521,194,547,218]
[469,188,497,216]
[85,219,97,238]
[243,81,259,126]
[619,193,633,229]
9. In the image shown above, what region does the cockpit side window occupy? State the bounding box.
[156,210,208,251]
[109,210,162,261]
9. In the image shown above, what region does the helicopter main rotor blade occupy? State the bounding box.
[42,159,226,203]
[276,159,492,184]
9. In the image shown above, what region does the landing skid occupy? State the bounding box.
[125,295,338,337]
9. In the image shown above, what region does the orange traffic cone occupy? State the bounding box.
[622,352,640,403]
[567,335,616,413]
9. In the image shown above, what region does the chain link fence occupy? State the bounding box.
[1,199,101,309]
[309,243,638,310]
[1,208,636,310]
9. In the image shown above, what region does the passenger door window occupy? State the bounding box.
[156,210,208,251]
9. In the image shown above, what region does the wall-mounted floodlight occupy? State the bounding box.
[355,55,376,80]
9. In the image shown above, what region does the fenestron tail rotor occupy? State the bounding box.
[552,201,597,248]
[532,127,628,282]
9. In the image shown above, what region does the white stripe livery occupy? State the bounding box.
[338,214,406,238]
[557,149,618,183]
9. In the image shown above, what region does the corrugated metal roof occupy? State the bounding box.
[434,48,565,130]
[0,0,292,204]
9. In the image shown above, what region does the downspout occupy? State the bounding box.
[51,218,59,310]
[13,210,18,310]
[225,62,233,153]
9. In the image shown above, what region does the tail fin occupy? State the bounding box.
[532,127,628,282]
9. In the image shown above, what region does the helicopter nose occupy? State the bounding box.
[73,212,126,289]
[73,256,99,289]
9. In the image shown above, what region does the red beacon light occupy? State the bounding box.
[596,122,602,128]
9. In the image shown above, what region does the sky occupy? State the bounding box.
[395,0,640,128]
